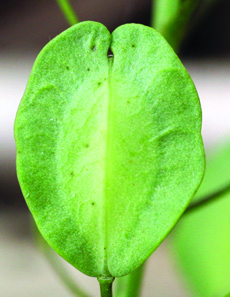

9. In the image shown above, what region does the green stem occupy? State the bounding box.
[114,263,145,297]
[98,277,114,297]
[185,183,230,215]
[151,0,222,52]
[56,0,79,26]
[152,0,200,52]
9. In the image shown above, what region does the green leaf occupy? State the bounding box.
[14,21,204,278]
[171,142,230,297]
[34,221,90,297]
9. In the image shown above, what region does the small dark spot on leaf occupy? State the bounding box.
[92,202,95,206]
[98,82,102,86]
[87,68,90,71]
[132,44,136,48]
[66,66,70,70]
[92,45,96,51]
[133,183,135,186]
[70,171,74,176]
[84,143,89,148]
[107,48,113,57]
[104,247,106,250]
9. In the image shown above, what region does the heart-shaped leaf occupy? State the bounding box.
[14,21,205,278]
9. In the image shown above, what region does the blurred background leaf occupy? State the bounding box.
[171,141,230,297]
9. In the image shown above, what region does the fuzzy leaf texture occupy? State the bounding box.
[14,21,205,278]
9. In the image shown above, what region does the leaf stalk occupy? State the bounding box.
[56,0,79,26]
[98,277,114,297]
[185,183,230,215]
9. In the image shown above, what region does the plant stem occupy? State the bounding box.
[151,0,222,52]
[185,183,230,215]
[98,277,114,297]
[114,263,145,297]
[152,0,200,52]
[56,0,79,26]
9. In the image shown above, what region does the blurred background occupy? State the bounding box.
[1,0,230,296]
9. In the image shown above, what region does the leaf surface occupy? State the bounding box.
[15,21,204,277]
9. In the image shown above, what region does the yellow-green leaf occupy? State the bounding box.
[15,21,205,278]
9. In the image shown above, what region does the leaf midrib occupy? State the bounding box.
[101,55,114,276]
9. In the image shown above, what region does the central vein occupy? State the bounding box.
[102,55,114,276]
